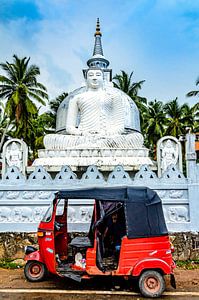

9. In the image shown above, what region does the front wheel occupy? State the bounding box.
[24,261,47,282]
[139,270,165,298]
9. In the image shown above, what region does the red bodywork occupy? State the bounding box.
[25,199,68,275]
[25,198,175,279]
[85,235,174,276]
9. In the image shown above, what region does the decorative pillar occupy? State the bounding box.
[185,133,197,182]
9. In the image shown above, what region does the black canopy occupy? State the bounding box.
[56,186,168,238]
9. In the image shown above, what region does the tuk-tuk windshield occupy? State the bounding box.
[42,203,53,222]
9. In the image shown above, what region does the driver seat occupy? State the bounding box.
[69,236,92,249]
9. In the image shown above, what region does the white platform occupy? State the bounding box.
[32,147,154,171]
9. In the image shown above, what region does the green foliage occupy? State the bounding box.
[0,259,24,269]
[0,54,48,146]
[176,260,199,270]
[27,92,68,160]
[0,103,11,151]
[113,71,199,160]
[45,92,68,129]
[142,100,166,152]
[186,76,199,98]
[113,70,147,113]
[164,98,196,137]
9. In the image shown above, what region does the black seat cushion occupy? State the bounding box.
[69,237,92,248]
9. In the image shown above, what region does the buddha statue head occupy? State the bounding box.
[85,67,104,91]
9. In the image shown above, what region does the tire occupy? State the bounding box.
[24,261,47,282]
[138,270,165,298]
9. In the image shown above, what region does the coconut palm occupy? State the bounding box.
[163,98,197,137]
[142,100,167,154]
[0,54,48,143]
[186,77,199,126]
[0,102,11,151]
[28,113,54,159]
[113,70,147,113]
[187,77,199,98]
[179,103,199,133]
[27,92,68,159]
[46,92,68,130]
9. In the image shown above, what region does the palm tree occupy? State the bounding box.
[180,103,199,133]
[28,113,54,159]
[28,92,68,159]
[187,77,199,98]
[163,98,197,137]
[0,54,48,144]
[113,70,147,113]
[0,102,11,151]
[46,92,68,130]
[186,78,199,121]
[142,100,167,155]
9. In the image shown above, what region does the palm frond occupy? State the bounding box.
[28,91,47,106]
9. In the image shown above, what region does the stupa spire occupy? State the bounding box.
[95,18,102,36]
[87,18,110,69]
[93,18,103,56]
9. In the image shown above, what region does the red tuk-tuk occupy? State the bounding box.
[24,186,176,298]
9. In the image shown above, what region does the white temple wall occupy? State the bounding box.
[0,163,197,233]
[0,133,198,233]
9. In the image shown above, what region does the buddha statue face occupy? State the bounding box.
[86,69,104,90]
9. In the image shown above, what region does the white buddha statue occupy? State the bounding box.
[44,67,144,150]
[33,20,153,169]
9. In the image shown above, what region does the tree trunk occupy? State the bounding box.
[0,121,10,152]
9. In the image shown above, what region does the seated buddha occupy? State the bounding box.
[44,67,144,150]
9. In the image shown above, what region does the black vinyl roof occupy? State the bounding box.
[56,186,168,238]
[56,186,159,205]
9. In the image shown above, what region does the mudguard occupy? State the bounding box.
[170,273,176,289]
[132,258,171,276]
[24,249,43,263]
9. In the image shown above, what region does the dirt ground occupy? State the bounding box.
[0,267,198,292]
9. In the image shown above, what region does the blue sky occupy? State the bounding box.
[0,0,199,108]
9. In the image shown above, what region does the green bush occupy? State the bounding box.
[0,259,24,269]
[176,260,199,270]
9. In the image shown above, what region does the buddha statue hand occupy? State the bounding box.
[66,126,83,136]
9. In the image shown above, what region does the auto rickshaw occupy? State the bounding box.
[24,186,176,298]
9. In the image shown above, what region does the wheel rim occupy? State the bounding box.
[29,263,42,278]
[144,276,160,293]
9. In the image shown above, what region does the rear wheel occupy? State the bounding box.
[139,270,165,298]
[24,261,47,282]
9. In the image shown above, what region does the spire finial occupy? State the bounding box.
[85,18,110,74]
[95,18,102,36]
